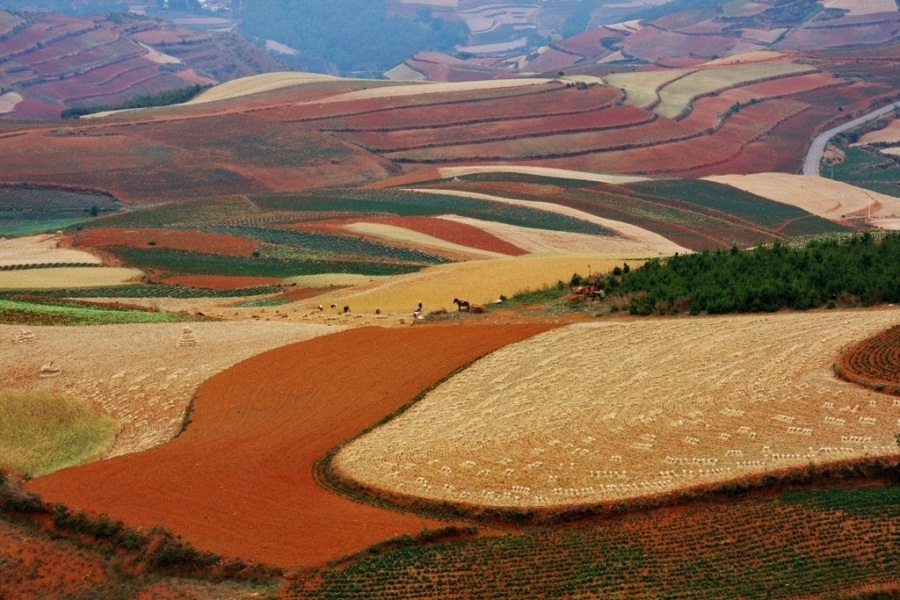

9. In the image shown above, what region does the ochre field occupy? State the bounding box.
[335,311,900,512]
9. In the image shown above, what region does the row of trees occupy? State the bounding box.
[602,232,899,315]
[60,84,211,119]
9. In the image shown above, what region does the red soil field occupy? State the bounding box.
[622,26,735,62]
[554,27,623,57]
[74,228,257,256]
[779,19,899,49]
[525,47,582,74]
[318,84,610,131]
[160,275,283,290]
[0,517,110,598]
[294,215,527,256]
[26,324,554,568]
[838,325,900,393]
[343,105,652,152]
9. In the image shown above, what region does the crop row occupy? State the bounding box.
[287,486,899,599]
[4,283,283,299]
[250,190,612,236]
[837,324,900,391]
[195,225,452,265]
[0,298,193,326]
[0,187,117,211]
[109,247,423,278]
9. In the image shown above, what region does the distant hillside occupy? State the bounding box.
[0,10,284,119]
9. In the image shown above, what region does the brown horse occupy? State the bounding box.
[453,298,470,311]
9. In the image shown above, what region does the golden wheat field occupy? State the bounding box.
[334,310,900,510]
[297,254,637,318]
[0,322,338,458]
[0,267,142,290]
[186,71,342,104]
[343,222,510,260]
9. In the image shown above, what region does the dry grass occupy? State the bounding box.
[704,173,900,223]
[407,188,689,255]
[0,267,143,290]
[0,322,339,458]
[0,234,102,267]
[0,389,119,477]
[335,310,900,509]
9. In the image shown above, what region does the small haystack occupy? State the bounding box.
[39,361,61,378]
[176,326,198,348]
[16,328,36,343]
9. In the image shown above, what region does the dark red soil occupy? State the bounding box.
[26,324,554,568]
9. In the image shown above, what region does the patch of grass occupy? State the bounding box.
[506,281,570,305]
[0,390,119,477]
[0,298,195,325]
[236,298,291,308]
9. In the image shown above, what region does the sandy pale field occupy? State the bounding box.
[0,234,102,267]
[0,321,339,458]
[436,166,650,185]
[335,310,900,510]
[0,267,142,290]
[705,173,900,224]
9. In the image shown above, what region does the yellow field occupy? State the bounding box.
[655,62,815,119]
[701,50,784,66]
[604,69,694,109]
[296,254,638,317]
[704,173,900,224]
[335,310,900,509]
[320,78,551,104]
[0,322,337,457]
[0,234,102,267]
[858,118,900,145]
[0,267,142,290]
[187,71,343,104]
[436,165,649,185]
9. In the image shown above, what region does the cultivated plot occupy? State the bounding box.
[335,310,900,510]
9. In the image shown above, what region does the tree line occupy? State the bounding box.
[600,232,900,315]
[60,84,211,119]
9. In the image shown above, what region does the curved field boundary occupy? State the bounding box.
[25,324,553,568]
[837,324,900,395]
[332,311,900,520]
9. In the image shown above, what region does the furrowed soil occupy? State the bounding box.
[25,323,553,568]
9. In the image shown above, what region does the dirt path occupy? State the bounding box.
[26,323,553,568]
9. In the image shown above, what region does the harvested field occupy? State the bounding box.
[25,324,552,567]
[705,173,900,223]
[437,166,649,185]
[0,321,336,458]
[342,222,511,260]
[73,228,258,256]
[0,233,101,267]
[701,50,784,66]
[335,311,900,512]
[0,267,142,290]
[822,0,897,15]
[187,72,342,104]
[296,254,640,317]
[318,78,551,105]
[407,189,689,255]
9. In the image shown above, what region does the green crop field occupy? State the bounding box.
[0,186,125,236]
[111,247,423,278]
[831,146,900,198]
[250,190,613,236]
[626,179,849,236]
[0,298,195,326]
[289,486,899,599]
[5,284,283,299]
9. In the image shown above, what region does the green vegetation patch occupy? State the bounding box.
[9,284,283,299]
[606,232,900,315]
[0,390,119,477]
[251,189,613,236]
[780,486,900,518]
[0,298,195,325]
[831,146,900,198]
[0,186,123,236]
[112,247,422,278]
[626,179,847,236]
[78,197,258,230]
[61,84,212,119]
[291,486,899,599]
